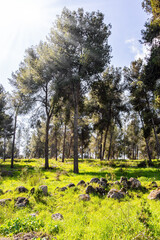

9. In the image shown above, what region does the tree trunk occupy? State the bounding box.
[73,98,79,173]
[145,137,152,164]
[11,112,18,168]
[62,123,67,162]
[55,132,58,161]
[3,132,6,162]
[68,135,73,158]
[102,123,110,160]
[81,141,84,160]
[99,132,103,160]
[137,145,139,160]
[145,95,160,158]
[108,130,113,160]
[45,116,50,169]
[151,117,160,158]
[139,112,152,164]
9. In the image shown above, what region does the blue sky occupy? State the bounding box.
[0,0,149,92]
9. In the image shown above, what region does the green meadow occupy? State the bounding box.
[0,158,160,240]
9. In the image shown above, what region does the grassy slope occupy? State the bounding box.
[0,158,160,239]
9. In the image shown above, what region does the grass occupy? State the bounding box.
[0,158,160,239]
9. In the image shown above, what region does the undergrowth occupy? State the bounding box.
[0,158,160,239]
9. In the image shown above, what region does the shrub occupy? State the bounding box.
[0,216,44,235]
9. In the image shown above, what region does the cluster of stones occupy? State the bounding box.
[0,185,48,207]
[0,176,160,222]
[77,176,142,200]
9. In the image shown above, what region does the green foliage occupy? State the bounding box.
[137,200,152,228]
[0,216,44,235]
[47,223,60,234]
[33,188,44,202]
[1,158,160,238]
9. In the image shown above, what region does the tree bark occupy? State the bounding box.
[139,112,152,164]
[81,141,84,160]
[55,132,58,161]
[99,132,103,160]
[108,129,113,160]
[62,123,67,162]
[73,97,79,173]
[151,117,160,158]
[45,116,50,169]
[3,132,6,162]
[145,94,160,158]
[11,111,18,168]
[68,135,73,158]
[102,123,110,160]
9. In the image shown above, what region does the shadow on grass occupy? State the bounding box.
[78,168,160,181]
[0,162,61,180]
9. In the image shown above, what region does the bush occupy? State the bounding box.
[0,216,44,235]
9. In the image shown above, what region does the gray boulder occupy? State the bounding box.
[100,178,107,183]
[79,194,90,201]
[107,189,125,200]
[0,198,11,206]
[148,189,160,200]
[52,213,63,220]
[90,178,100,183]
[0,189,3,194]
[95,187,106,196]
[77,180,86,186]
[60,187,67,191]
[67,183,75,188]
[15,197,29,207]
[85,185,96,194]
[128,177,141,189]
[30,187,35,194]
[114,181,120,185]
[15,186,28,193]
[120,176,128,188]
[39,185,48,195]
[98,181,108,188]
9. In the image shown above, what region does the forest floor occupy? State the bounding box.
[0,158,160,239]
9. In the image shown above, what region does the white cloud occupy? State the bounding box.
[125,38,150,61]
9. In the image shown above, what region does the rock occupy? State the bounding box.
[52,213,63,220]
[60,187,67,191]
[15,197,29,207]
[79,194,90,201]
[14,232,36,240]
[77,180,86,186]
[119,187,127,194]
[90,178,100,183]
[100,178,107,183]
[30,187,35,194]
[114,181,120,185]
[15,186,28,193]
[120,176,128,188]
[0,170,13,177]
[0,198,11,206]
[148,189,160,200]
[120,176,128,183]
[5,190,12,193]
[149,181,158,188]
[107,189,125,200]
[85,185,96,194]
[98,181,108,188]
[0,189,3,194]
[95,187,106,196]
[128,177,141,189]
[39,185,48,195]
[67,183,75,188]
